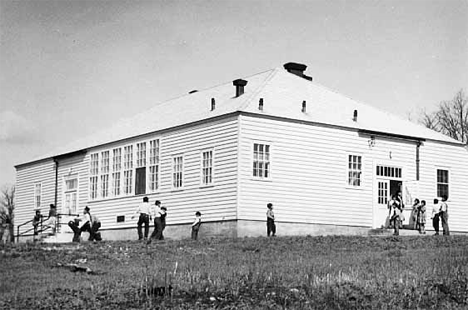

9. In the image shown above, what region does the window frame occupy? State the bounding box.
[346,153,363,189]
[63,174,79,215]
[172,154,184,190]
[200,148,215,187]
[252,142,272,180]
[89,153,99,200]
[436,168,450,198]
[34,182,42,209]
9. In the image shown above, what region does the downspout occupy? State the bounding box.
[53,158,59,207]
[416,142,421,181]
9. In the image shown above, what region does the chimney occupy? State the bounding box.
[353,109,358,122]
[259,98,264,111]
[211,98,216,111]
[302,100,307,113]
[283,62,313,81]
[233,79,248,97]
[189,90,198,94]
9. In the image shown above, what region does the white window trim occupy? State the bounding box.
[63,174,79,215]
[345,153,364,190]
[172,154,184,190]
[435,166,450,199]
[148,139,161,193]
[33,182,43,209]
[89,152,100,201]
[200,148,215,187]
[251,141,272,181]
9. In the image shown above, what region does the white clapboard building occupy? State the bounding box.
[14,63,468,241]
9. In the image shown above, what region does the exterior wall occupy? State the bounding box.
[237,115,424,232]
[74,116,240,238]
[418,141,468,233]
[15,159,56,236]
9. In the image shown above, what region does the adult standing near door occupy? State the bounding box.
[266,203,276,237]
[132,196,151,240]
[440,195,450,236]
[148,200,163,243]
[431,198,440,235]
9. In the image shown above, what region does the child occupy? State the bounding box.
[411,199,420,230]
[417,200,426,234]
[191,212,202,240]
[46,204,57,234]
[32,210,42,240]
[266,203,276,237]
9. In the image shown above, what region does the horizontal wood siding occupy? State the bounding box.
[418,141,468,232]
[238,115,422,228]
[15,160,56,234]
[84,117,239,230]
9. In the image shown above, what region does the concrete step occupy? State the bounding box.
[42,232,75,243]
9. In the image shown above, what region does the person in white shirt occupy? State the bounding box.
[266,203,276,237]
[439,195,450,236]
[68,206,92,242]
[148,200,164,243]
[132,196,152,240]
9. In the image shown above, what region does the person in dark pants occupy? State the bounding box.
[148,200,163,243]
[132,196,152,240]
[159,206,167,240]
[440,195,450,236]
[432,198,440,235]
[191,211,202,240]
[32,210,42,241]
[90,213,102,241]
[68,206,92,242]
[266,203,276,237]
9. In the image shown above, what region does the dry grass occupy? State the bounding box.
[1,235,467,309]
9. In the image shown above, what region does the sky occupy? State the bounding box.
[1,0,467,187]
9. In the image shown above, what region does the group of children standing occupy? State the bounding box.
[388,194,450,236]
[132,196,202,242]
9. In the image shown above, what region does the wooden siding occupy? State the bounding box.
[237,115,427,229]
[15,160,56,234]
[80,116,239,230]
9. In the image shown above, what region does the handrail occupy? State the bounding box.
[16,212,79,242]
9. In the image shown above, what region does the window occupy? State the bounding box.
[173,156,184,188]
[253,143,270,178]
[123,146,133,195]
[89,153,99,200]
[348,155,362,186]
[34,183,42,209]
[101,151,110,198]
[201,150,213,185]
[376,165,402,178]
[135,143,147,195]
[437,169,449,198]
[377,181,389,205]
[112,148,122,196]
[64,177,78,215]
[149,139,160,192]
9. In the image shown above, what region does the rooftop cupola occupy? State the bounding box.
[283,62,313,81]
[233,79,248,97]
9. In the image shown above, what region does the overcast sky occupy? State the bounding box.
[1,0,467,187]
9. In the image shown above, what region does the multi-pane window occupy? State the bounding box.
[201,150,213,185]
[437,169,449,198]
[135,143,147,195]
[149,139,160,192]
[123,146,133,195]
[348,155,362,186]
[34,183,42,209]
[253,143,270,178]
[173,156,184,188]
[376,165,402,178]
[101,151,110,198]
[89,153,99,200]
[112,148,122,196]
[377,181,389,205]
[64,177,78,215]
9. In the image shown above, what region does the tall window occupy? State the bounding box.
[123,146,133,195]
[135,142,147,195]
[149,139,160,192]
[201,150,213,185]
[253,143,270,178]
[348,155,362,187]
[112,148,122,196]
[34,183,42,209]
[437,169,449,198]
[64,177,78,215]
[101,151,110,198]
[173,156,184,189]
[89,153,99,200]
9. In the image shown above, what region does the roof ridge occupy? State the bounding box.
[237,68,280,111]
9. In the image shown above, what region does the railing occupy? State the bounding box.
[16,213,79,243]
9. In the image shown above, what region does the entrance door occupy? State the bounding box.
[374,179,390,228]
[61,175,78,233]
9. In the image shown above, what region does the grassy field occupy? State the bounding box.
[1,235,467,309]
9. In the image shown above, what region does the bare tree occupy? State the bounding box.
[421,89,468,144]
[1,185,15,243]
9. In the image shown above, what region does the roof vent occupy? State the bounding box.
[302,100,307,113]
[211,98,216,111]
[353,110,358,122]
[233,79,248,97]
[283,62,313,81]
[189,90,198,94]
[259,98,264,111]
